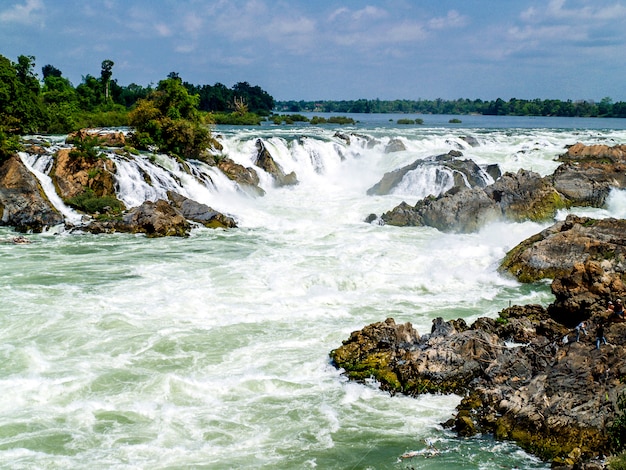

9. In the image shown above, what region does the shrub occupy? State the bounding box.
[65,188,124,214]
[69,135,106,161]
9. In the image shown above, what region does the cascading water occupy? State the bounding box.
[3,115,626,469]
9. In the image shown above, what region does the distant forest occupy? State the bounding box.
[0,54,275,136]
[276,97,626,118]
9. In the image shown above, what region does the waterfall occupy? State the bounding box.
[18,152,84,225]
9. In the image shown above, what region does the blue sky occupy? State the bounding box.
[1,0,625,101]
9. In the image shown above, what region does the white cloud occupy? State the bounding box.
[155,23,172,37]
[0,0,44,25]
[428,10,468,30]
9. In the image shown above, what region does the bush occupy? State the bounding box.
[209,112,262,125]
[129,77,214,158]
[68,135,106,161]
[609,452,626,470]
[65,188,124,214]
[610,391,626,453]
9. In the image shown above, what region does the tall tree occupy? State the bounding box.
[100,59,114,101]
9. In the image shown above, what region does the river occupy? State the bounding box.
[2,114,626,469]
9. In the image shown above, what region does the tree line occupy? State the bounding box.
[276,97,626,118]
[0,54,275,137]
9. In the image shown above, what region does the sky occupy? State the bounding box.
[1,0,625,102]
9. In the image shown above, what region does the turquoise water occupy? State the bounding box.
[2,117,626,468]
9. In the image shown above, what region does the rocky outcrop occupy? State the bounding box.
[217,158,265,196]
[0,155,63,232]
[254,139,298,187]
[331,306,624,467]
[167,191,237,229]
[366,151,500,196]
[500,215,626,283]
[377,142,626,233]
[85,199,190,237]
[51,148,118,199]
[66,128,126,147]
[549,143,626,207]
[381,169,567,232]
[385,138,407,153]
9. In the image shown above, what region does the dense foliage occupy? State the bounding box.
[128,77,212,159]
[277,97,626,118]
[0,53,274,160]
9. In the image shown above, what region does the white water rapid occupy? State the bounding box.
[2,115,626,469]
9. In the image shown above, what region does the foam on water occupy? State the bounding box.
[4,120,626,468]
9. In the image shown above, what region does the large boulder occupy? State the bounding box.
[118,199,190,237]
[66,128,126,147]
[167,191,237,229]
[381,169,569,232]
[51,148,118,199]
[500,215,626,283]
[255,139,298,187]
[217,158,265,196]
[0,155,63,232]
[367,151,500,196]
[85,199,190,237]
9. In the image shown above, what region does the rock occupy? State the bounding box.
[382,187,501,232]
[166,191,237,229]
[51,148,118,199]
[485,169,569,221]
[384,138,406,153]
[254,139,298,187]
[561,142,626,162]
[66,128,126,147]
[460,135,480,147]
[85,199,190,237]
[381,169,569,232]
[500,215,626,284]
[331,306,620,465]
[0,155,64,232]
[367,151,499,196]
[217,158,265,196]
[376,142,626,233]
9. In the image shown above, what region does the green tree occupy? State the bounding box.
[100,59,114,101]
[128,76,212,159]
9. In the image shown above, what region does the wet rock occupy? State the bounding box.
[254,139,298,187]
[0,154,63,232]
[118,199,190,237]
[217,158,265,196]
[66,128,126,147]
[331,305,620,465]
[500,215,626,284]
[382,187,500,232]
[51,148,118,199]
[381,169,569,232]
[460,135,480,147]
[367,151,499,196]
[384,138,406,153]
[167,191,237,229]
